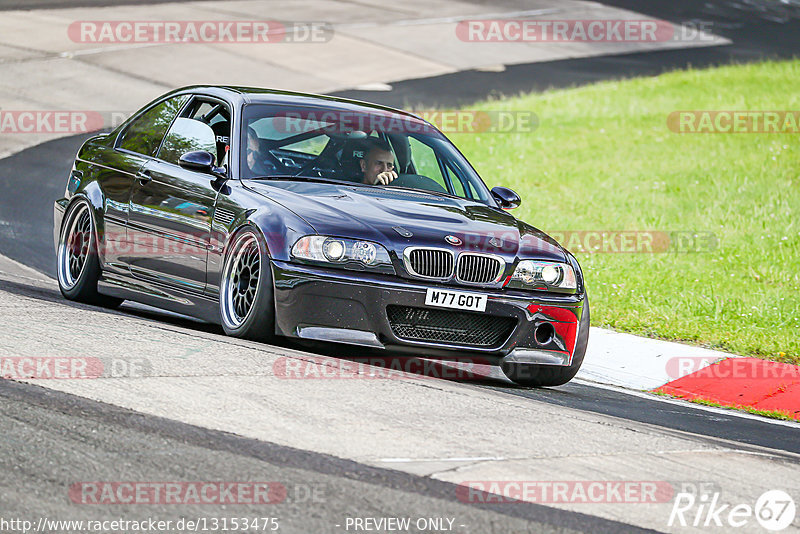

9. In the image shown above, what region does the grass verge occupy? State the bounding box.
[448,60,800,365]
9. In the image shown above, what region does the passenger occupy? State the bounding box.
[246,126,275,176]
[359,137,398,185]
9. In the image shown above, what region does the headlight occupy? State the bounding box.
[291,236,394,274]
[323,239,345,261]
[508,260,577,291]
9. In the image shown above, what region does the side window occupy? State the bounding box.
[117,95,188,157]
[158,118,217,166]
[408,137,447,190]
[190,102,215,119]
[182,99,231,165]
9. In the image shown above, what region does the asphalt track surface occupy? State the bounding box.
[1,378,652,534]
[334,0,800,108]
[2,266,799,457]
[0,0,797,458]
[0,271,798,533]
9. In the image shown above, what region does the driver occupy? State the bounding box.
[359,138,398,185]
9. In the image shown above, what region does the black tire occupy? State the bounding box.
[219,227,276,342]
[502,297,590,387]
[56,199,123,308]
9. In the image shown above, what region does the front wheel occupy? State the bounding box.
[219,227,276,342]
[502,297,590,387]
[56,199,122,308]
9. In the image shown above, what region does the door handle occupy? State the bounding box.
[136,169,152,184]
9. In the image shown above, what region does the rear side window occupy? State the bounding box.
[189,99,231,164]
[117,95,189,157]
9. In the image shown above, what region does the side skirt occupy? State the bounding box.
[98,271,221,324]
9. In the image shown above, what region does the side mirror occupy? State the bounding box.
[491,186,521,210]
[179,150,227,179]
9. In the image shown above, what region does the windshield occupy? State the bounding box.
[240,104,491,203]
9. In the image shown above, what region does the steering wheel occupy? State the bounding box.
[262,149,288,172]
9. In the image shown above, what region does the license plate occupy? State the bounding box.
[425,288,487,312]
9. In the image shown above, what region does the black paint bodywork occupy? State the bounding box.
[54,86,586,364]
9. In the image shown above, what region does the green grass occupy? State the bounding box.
[446,60,800,365]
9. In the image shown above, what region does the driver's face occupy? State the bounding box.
[360,149,395,185]
[247,135,259,170]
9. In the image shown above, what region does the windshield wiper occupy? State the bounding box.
[248,174,346,185]
[247,176,476,202]
[374,184,463,201]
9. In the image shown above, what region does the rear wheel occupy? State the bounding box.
[219,227,275,342]
[502,297,590,387]
[56,199,123,308]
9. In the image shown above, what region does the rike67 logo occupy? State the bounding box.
[669,489,796,531]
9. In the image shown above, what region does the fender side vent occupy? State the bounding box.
[214,208,235,226]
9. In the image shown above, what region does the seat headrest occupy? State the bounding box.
[211,121,231,165]
[339,138,368,179]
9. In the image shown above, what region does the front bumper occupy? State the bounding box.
[272,260,585,366]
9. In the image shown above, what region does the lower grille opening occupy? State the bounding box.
[386,305,517,348]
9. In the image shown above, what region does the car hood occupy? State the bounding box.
[244,180,566,262]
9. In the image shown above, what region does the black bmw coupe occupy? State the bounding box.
[54,86,589,386]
